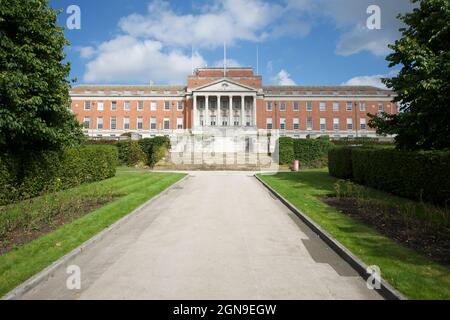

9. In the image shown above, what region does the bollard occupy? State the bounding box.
[293,160,299,172]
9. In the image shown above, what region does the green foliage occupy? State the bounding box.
[328,147,450,204]
[328,147,354,179]
[138,136,171,168]
[369,0,450,150]
[116,140,146,167]
[351,148,450,204]
[0,0,84,154]
[278,137,332,168]
[278,137,295,165]
[332,137,393,146]
[293,139,333,168]
[0,145,117,205]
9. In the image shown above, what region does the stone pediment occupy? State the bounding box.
[194,79,257,92]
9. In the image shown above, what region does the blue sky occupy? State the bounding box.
[50,0,414,87]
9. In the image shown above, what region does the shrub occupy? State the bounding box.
[328,147,354,179]
[116,140,146,167]
[278,137,295,165]
[351,149,450,204]
[0,145,118,205]
[293,139,333,168]
[332,137,394,146]
[138,136,171,168]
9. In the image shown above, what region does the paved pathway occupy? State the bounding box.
[22,172,381,300]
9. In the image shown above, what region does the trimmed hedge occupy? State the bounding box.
[328,147,450,204]
[278,137,332,168]
[328,147,353,179]
[0,145,118,205]
[138,136,171,168]
[116,140,146,167]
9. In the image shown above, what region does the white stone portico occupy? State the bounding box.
[191,79,258,132]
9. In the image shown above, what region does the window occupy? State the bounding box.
[110,116,116,130]
[378,103,384,112]
[280,102,286,112]
[138,101,144,111]
[84,101,91,111]
[150,117,157,130]
[280,118,286,130]
[124,101,131,111]
[137,117,143,130]
[150,102,157,111]
[97,117,103,130]
[124,117,130,130]
[307,117,313,130]
[347,118,353,130]
[97,101,104,111]
[320,118,326,131]
[306,101,313,112]
[163,118,170,130]
[360,118,367,130]
[177,118,183,129]
[360,102,366,112]
[83,116,90,129]
[293,118,299,130]
[164,101,170,111]
[346,102,353,111]
[177,101,184,111]
[333,102,339,112]
[266,118,273,130]
[333,118,339,131]
[320,102,326,112]
[266,102,273,111]
[111,101,117,111]
[293,102,300,111]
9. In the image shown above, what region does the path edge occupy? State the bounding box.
[254,174,407,301]
[2,174,190,300]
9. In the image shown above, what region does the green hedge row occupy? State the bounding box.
[331,137,394,146]
[328,147,450,204]
[328,147,354,179]
[278,137,333,168]
[0,145,118,205]
[115,136,171,168]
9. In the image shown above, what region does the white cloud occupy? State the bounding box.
[342,71,398,89]
[287,0,414,56]
[77,46,96,59]
[213,58,241,68]
[83,36,206,84]
[118,0,285,49]
[273,69,296,85]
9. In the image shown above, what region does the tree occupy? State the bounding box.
[369,0,450,150]
[0,0,83,155]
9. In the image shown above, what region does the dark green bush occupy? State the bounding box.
[328,147,354,179]
[278,137,332,168]
[332,137,394,146]
[138,136,171,168]
[293,139,333,168]
[278,137,295,165]
[351,149,450,204]
[0,145,117,205]
[116,140,146,167]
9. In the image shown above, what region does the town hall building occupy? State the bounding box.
[70,67,397,139]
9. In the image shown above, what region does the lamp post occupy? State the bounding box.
[354,101,359,138]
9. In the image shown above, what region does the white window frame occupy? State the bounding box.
[320,118,326,131]
[124,117,130,130]
[177,118,183,129]
[347,118,353,130]
[360,118,367,130]
[320,102,326,112]
[266,117,273,130]
[333,102,339,112]
[124,101,131,111]
[150,117,157,130]
[333,118,339,131]
[84,101,91,111]
[280,118,286,130]
[137,117,143,130]
[307,117,313,130]
[293,117,299,130]
[97,101,104,111]
[163,118,170,130]
[280,102,286,112]
[306,101,313,112]
[293,102,300,112]
[164,101,170,111]
[266,102,273,112]
[150,102,157,111]
[137,101,144,111]
[83,116,90,129]
[110,116,117,130]
[97,117,103,130]
[111,101,117,111]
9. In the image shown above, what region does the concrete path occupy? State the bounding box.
[21,172,381,300]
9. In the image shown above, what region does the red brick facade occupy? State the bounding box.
[70,67,397,138]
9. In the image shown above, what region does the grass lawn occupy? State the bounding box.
[258,169,450,300]
[0,168,186,298]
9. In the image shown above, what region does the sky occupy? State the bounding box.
[50,0,415,88]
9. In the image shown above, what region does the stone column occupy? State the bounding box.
[241,96,245,127]
[217,96,222,126]
[205,95,209,127]
[253,95,257,127]
[229,95,233,126]
[193,94,197,129]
